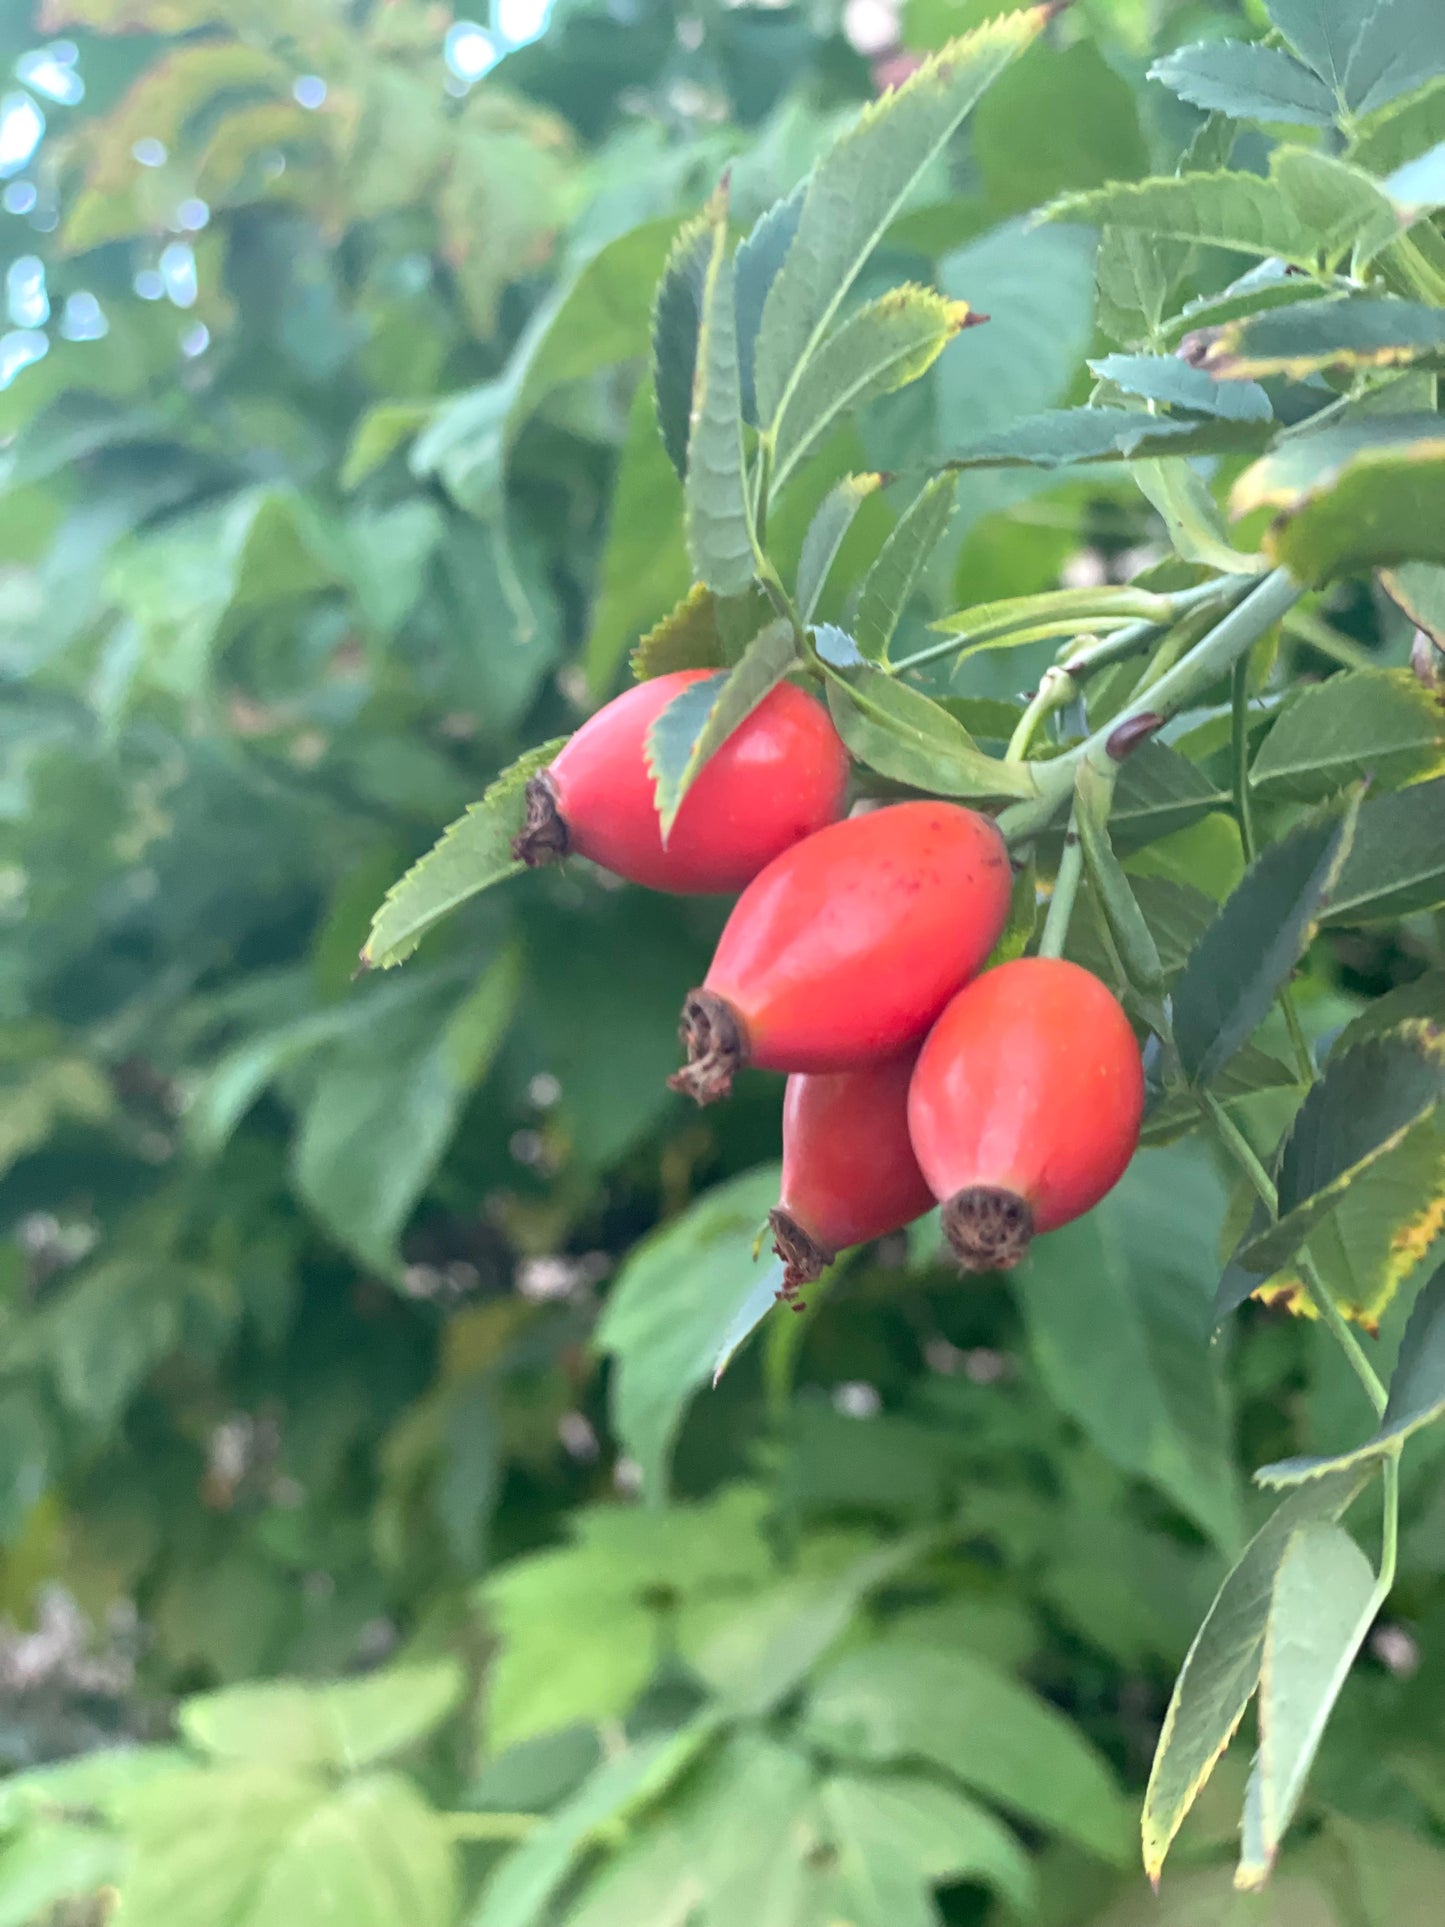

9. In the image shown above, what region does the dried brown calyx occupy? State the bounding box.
[511,773,570,867]
[768,1208,834,1310]
[667,990,748,1106]
[942,1186,1034,1272]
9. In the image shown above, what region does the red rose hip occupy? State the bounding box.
[670,801,1012,1102]
[511,670,849,894]
[907,957,1144,1272]
[770,1050,936,1299]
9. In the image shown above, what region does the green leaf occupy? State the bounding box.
[651,210,712,480]
[772,287,969,494]
[820,1780,1032,1919]
[824,662,1035,799]
[587,381,691,695]
[469,1725,719,1927]
[1090,352,1272,421]
[1250,667,1445,800]
[1140,1463,1375,1885]
[946,406,1270,470]
[479,1493,769,1746]
[1244,426,1445,582]
[629,583,724,680]
[362,742,564,969]
[1188,296,1445,380]
[931,581,1173,645]
[972,38,1149,218]
[684,197,754,597]
[1349,75,1445,177]
[1172,809,1353,1087]
[644,618,796,837]
[1343,0,1445,116]
[1266,0,1369,95]
[1255,1259,1445,1485]
[796,473,881,621]
[1233,1027,1445,1277]
[341,401,435,490]
[1109,743,1229,850]
[179,1661,464,1771]
[752,8,1048,427]
[114,1764,456,1927]
[1133,456,1265,575]
[736,183,805,427]
[295,953,521,1273]
[802,1642,1134,1864]
[1149,41,1339,127]
[854,474,956,662]
[1249,1522,1377,1882]
[1074,760,1167,1010]
[1331,971,1445,1056]
[1325,775,1445,922]
[596,1167,782,1498]
[0,1820,118,1927]
[1018,1145,1241,1552]
[693,1534,936,1719]
[1382,557,1445,645]
[1046,151,1398,273]
[46,1260,229,1428]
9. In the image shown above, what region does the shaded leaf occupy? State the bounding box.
[651,210,712,480]
[1234,1026,1445,1275]
[597,1168,781,1498]
[1344,0,1445,116]
[752,9,1047,428]
[946,405,1270,470]
[820,1773,1034,1922]
[1110,743,1229,849]
[1325,775,1445,922]
[587,381,691,695]
[1188,296,1445,380]
[685,197,754,596]
[796,473,881,621]
[362,742,564,969]
[1090,351,1272,421]
[644,619,796,836]
[1140,1463,1375,1884]
[629,583,724,680]
[180,1662,464,1771]
[854,474,956,662]
[1266,0,1367,95]
[773,287,968,493]
[1256,1259,1445,1484]
[1149,41,1338,127]
[1172,810,1352,1086]
[736,183,805,426]
[803,1642,1134,1864]
[1381,558,1445,646]
[1018,1145,1241,1552]
[1250,1522,1377,1881]
[1250,667,1445,800]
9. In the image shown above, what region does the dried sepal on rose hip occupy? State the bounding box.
[670,801,1013,1103]
[769,1049,935,1303]
[511,669,849,894]
[907,957,1144,1272]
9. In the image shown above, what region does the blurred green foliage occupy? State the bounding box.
[1,0,1445,1923]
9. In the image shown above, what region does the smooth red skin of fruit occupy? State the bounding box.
[546,671,849,894]
[908,957,1144,1235]
[701,802,1012,1073]
[778,1050,936,1258]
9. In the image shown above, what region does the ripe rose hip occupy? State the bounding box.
[770,1049,936,1300]
[907,956,1144,1272]
[670,801,1012,1103]
[511,670,849,893]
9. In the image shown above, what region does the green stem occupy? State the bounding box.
[1198,1090,1387,1417]
[1037,805,1084,960]
[1231,659,1258,864]
[996,568,1305,852]
[1377,1450,1401,1597]
[1232,663,1316,1084]
[442,1813,539,1842]
[1006,666,1077,762]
